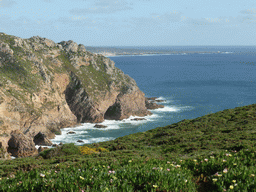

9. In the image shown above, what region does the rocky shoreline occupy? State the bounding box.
[0,33,163,160]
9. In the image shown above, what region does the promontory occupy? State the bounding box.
[0,33,160,159]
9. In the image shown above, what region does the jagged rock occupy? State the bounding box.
[52,144,58,147]
[33,132,53,146]
[60,40,78,52]
[7,130,38,158]
[94,124,108,128]
[59,142,63,145]
[67,131,76,134]
[145,98,164,109]
[131,118,146,121]
[77,140,84,143]
[78,44,86,52]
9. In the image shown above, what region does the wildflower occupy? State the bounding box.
[223,168,228,173]
[95,169,97,171]
[113,176,117,180]
[212,178,218,182]
[80,176,84,180]
[55,164,59,167]
[210,156,214,159]
[170,164,175,167]
[180,160,183,162]
[128,160,132,163]
[233,163,237,166]
[153,185,158,188]
[103,165,105,168]
[185,179,187,183]
[193,159,197,162]
[217,174,222,177]
[167,168,170,171]
[107,166,110,169]
[229,185,234,189]
[204,158,208,162]
[222,159,227,162]
[0,178,1,180]
[175,165,181,168]
[152,167,157,170]
[232,180,236,183]
[250,174,255,177]
[160,167,163,170]
[40,173,45,178]
[167,161,170,164]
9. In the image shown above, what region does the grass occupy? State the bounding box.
[1,103,256,191]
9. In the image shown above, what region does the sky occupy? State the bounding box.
[0,0,256,46]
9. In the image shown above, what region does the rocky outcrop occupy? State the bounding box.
[145,98,164,109]
[7,130,38,157]
[0,32,154,159]
[94,124,108,128]
[33,132,53,146]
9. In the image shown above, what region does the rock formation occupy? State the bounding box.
[145,98,164,109]
[7,130,38,157]
[0,33,156,159]
[33,132,53,146]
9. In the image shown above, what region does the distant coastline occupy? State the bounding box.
[85,46,256,57]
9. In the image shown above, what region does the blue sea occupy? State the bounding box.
[51,48,256,145]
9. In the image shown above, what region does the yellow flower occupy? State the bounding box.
[217,174,222,177]
[193,159,197,162]
[233,163,237,166]
[212,178,217,182]
[167,161,170,164]
[229,154,232,157]
[0,178,2,180]
[176,165,181,168]
[80,176,85,180]
[251,174,255,177]
[128,160,132,163]
[229,185,234,189]
[210,156,214,159]
[160,167,163,170]
[153,185,158,188]
[232,180,236,183]
[222,159,227,162]
[103,165,105,168]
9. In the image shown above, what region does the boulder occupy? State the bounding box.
[77,140,84,143]
[7,130,38,158]
[145,98,164,109]
[33,132,53,146]
[131,118,146,121]
[67,131,76,134]
[94,124,108,128]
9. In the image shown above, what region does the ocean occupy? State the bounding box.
[50,48,256,146]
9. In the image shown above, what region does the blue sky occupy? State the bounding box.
[0,0,256,46]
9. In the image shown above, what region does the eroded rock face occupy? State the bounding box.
[7,130,38,157]
[0,33,153,159]
[33,132,53,146]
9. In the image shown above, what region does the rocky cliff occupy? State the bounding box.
[0,33,152,158]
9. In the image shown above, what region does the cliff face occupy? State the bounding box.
[0,33,151,156]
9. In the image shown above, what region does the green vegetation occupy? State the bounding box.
[0,104,256,191]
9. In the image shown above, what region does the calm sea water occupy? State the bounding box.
[51,50,256,145]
